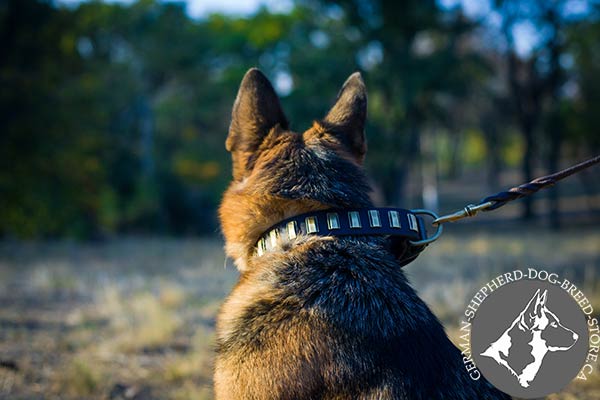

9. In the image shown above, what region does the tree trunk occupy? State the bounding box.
[482,114,501,190]
[421,131,439,212]
[392,118,421,206]
[139,96,154,178]
[521,119,535,220]
[547,125,561,229]
[546,9,563,230]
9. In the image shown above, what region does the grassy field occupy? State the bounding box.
[0,228,598,399]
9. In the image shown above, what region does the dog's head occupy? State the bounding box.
[219,68,373,271]
[520,289,578,351]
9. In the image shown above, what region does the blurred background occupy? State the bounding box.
[0,0,598,399]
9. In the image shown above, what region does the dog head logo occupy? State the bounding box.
[480,289,579,388]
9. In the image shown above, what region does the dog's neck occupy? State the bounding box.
[219,187,330,271]
[252,207,427,266]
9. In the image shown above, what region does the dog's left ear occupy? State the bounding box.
[321,72,367,163]
[227,68,288,180]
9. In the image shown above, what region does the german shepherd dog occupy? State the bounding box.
[216,68,509,399]
[481,289,579,388]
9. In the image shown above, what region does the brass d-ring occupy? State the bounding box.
[408,209,443,246]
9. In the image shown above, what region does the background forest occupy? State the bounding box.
[0,1,599,399]
[2,0,598,238]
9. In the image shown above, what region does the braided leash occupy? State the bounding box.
[433,155,600,225]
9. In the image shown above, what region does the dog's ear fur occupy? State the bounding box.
[321,72,367,163]
[227,68,288,180]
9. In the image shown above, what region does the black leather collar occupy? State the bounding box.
[254,207,435,267]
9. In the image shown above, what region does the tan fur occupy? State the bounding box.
[214,250,336,399]
[304,122,366,165]
[219,127,336,271]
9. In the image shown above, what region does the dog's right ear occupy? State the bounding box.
[520,288,542,329]
[226,68,288,180]
[321,72,367,163]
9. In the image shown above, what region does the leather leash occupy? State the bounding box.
[433,154,599,225]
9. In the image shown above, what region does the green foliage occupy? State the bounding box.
[0,0,107,237]
[0,0,597,238]
[563,15,600,149]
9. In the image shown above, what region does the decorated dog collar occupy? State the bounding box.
[254,208,442,266]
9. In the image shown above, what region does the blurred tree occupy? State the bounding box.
[0,0,108,237]
[494,0,594,224]
[561,6,600,206]
[563,5,600,151]
[0,0,597,238]
[301,0,490,207]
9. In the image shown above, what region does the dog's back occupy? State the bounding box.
[216,68,509,400]
[216,238,507,399]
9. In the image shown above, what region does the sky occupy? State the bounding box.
[56,0,293,17]
[56,0,494,19]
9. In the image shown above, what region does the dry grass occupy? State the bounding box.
[0,238,229,399]
[98,286,183,352]
[0,229,598,399]
[53,357,104,397]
